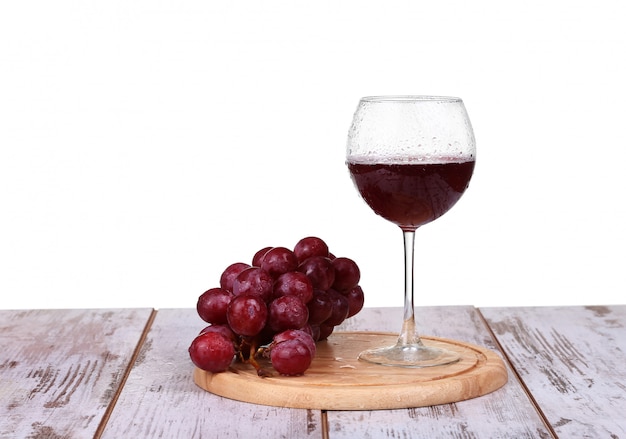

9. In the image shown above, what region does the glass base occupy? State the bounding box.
[358,342,460,368]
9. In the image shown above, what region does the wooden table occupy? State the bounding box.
[1,305,624,438]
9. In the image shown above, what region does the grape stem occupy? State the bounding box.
[240,339,273,378]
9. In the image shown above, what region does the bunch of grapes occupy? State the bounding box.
[188,236,365,376]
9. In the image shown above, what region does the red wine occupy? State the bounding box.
[347,159,475,230]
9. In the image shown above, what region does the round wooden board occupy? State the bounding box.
[193,332,508,410]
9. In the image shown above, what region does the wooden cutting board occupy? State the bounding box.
[193,331,508,410]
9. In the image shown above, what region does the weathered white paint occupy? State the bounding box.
[0,308,153,439]
[99,308,323,438]
[328,306,554,438]
[3,306,622,438]
[482,305,626,438]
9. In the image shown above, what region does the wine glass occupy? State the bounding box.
[346,96,476,367]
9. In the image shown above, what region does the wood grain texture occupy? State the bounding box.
[11,306,618,438]
[194,332,507,410]
[481,305,626,438]
[99,308,323,439]
[327,306,554,438]
[0,308,153,439]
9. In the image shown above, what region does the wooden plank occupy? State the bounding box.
[99,308,324,438]
[481,305,626,438]
[0,308,153,439]
[326,306,554,438]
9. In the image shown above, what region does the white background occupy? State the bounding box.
[1,0,624,310]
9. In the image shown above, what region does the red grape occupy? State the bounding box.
[188,332,236,373]
[273,329,316,356]
[298,324,316,341]
[260,247,299,278]
[273,271,313,304]
[306,289,333,325]
[325,289,350,326]
[227,295,268,336]
[331,257,360,292]
[199,323,237,342]
[252,246,272,267]
[345,285,365,318]
[268,295,309,333]
[294,236,329,262]
[219,262,251,292]
[308,324,321,341]
[232,266,273,302]
[197,287,233,324]
[297,256,335,290]
[317,323,335,341]
[270,338,313,376]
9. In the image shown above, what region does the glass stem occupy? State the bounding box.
[398,229,423,347]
